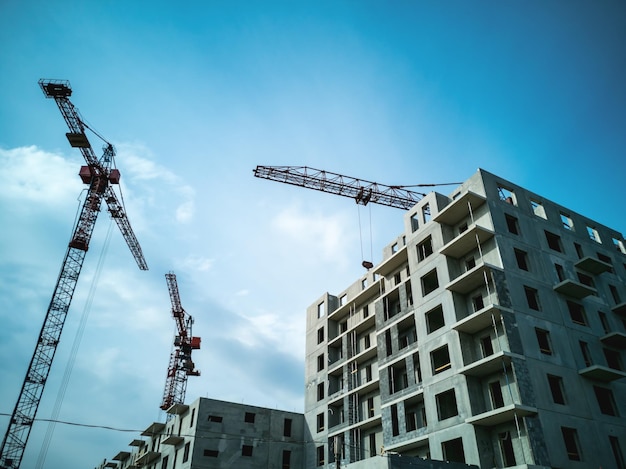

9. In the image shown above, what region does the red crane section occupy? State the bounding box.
[0,79,148,469]
[160,272,201,413]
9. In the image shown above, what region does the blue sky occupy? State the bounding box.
[1,1,625,467]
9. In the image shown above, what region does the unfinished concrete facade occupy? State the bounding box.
[97,397,306,469]
[304,169,626,469]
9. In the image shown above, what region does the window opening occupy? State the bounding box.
[514,248,529,270]
[283,418,292,437]
[594,386,618,416]
[535,328,552,355]
[577,272,595,288]
[316,446,325,466]
[555,263,565,282]
[391,404,400,436]
[422,203,431,224]
[244,412,255,423]
[530,199,546,218]
[580,341,592,367]
[610,436,625,469]
[367,396,375,418]
[598,312,610,334]
[317,327,324,344]
[574,242,584,259]
[208,415,223,423]
[421,269,439,296]
[465,256,476,271]
[567,301,587,326]
[524,286,541,311]
[425,305,445,333]
[613,237,626,254]
[317,302,325,318]
[183,442,191,463]
[436,389,458,420]
[505,214,519,234]
[317,412,325,432]
[416,236,433,262]
[392,242,398,253]
[385,330,393,357]
[317,354,325,372]
[610,285,622,304]
[339,295,347,306]
[282,450,291,469]
[368,434,376,458]
[560,213,574,230]
[498,186,515,205]
[545,230,563,252]
[587,225,601,243]
[472,294,485,312]
[561,427,582,461]
[204,449,219,457]
[442,437,466,463]
[431,345,451,374]
[604,348,623,370]
[410,213,419,232]
[547,374,566,405]
[317,383,325,401]
[242,445,253,457]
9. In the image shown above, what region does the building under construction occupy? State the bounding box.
[97,168,626,468]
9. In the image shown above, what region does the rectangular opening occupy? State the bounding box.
[421,269,439,296]
[612,237,626,254]
[547,374,566,405]
[367,396,375,418]
[241,444,253,456]
[574,242,584,259]
[317,383,325,401]
[416,236,433,262]
[317,327,324,344]
[598,311,610,334]
[244,412,255,423]
[577,272,595,288]
[610,285,622,304]
[410,213,419,232]
[567,301,587,326]
[317,302,325,318]
[587,225,601,243]
[561,427,582,461]
[555,263,565,282]
[610,436,625,469]
[530,199,546,218]
[499,432,516,466]
[431,345,451,374]
[535,328,552,355]
[422,203,431,224]
[316,446,324,466]
[524,286,541,311]
[204,449,219,457]
[442,437,466,463]
[472,294,485,312]
[480,335,494,357]
[498,185,516,205]
[505,214,519,234]
[282,450,291,469]
[316,412,325,432]
[593,386,618,416]
[385,330,393,357]
[436,389,458,420]
[489,381,505,408]
[580,341,592,367]
[317,354,325,372]
[283,418,292,437]
[545,230,563,252]
[369,434,376,458]
[604,348,623,370]
[391,404,400,436]
[514,248,529,270]
[425,305,445,333]
[208,415,223,423]
[560,213,574,230]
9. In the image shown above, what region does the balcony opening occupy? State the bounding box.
[499,432,516,466]
[577,272,595,288]
[598,312,611,334]
[604,348,623,370]
[610,285,622,304]
[610,436,625,469]
[389,360,408,394]
[489,381,505,408]
[480,335,494,358]
[405,396,427,432]
[472,294,485,312]
[398,316,417,349]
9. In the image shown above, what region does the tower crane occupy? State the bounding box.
[160,272,201,415]
[0,79,148,469]
[253,165,429,210]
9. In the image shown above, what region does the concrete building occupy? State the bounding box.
[305,169,626,469]
[96,398,306,469]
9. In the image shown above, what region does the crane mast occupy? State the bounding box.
[160,272,200,415]
[0,80,148,469]
[253,165,426,210]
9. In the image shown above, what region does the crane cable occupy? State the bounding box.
[34,205,114,469]
[356,203,374,267]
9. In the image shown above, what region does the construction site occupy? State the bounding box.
[1,80,625,468]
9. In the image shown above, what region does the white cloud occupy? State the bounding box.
[180,254,214,272]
